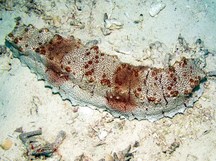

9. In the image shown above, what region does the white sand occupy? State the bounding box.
[0,0,216,160]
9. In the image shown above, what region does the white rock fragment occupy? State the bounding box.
[98,130,108,140]
[0,53,11,75]
[149,2,166,17]
[104,19,123,30]
[66,119,74,125]
[52,16,61,27]
[101,27,112,36]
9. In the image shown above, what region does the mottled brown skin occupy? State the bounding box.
[106,64,144,112]
[36,34,76,85]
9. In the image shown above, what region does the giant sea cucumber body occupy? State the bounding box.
[6,24,206,121]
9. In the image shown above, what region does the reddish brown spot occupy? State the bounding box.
[184,89,192,95]
[173,77,177,81]
[65,66,72,72]
[100,79,111,86]
[189,78,194,83]
[137,88,142,91]
[127,66,131,71]
[86,52,90,56]
[48,46,54,51]
[116,66,121,72]
[151,71,156,77]
[102,73,106,78]
[170,83,174,86]
[85,70,93,76]
[95,60,99,63]
[184,90,188,95]
[18,47,23,52]
[91,46,99,51]
[40,49,46,55]
[183,73,187,77]
[180,57,188,68]
[151,68,162,78]
[93,46,99,50]
[147,96,156,102]
[168,66,175,73]
[190,79,200,88]
[88,60,93,65]
[84,64,89,69]
[194,80,199,85]
[95,55,99,59]
[167,86,172,90]
[14,37,19,44]
[134,71,139,77]
[170,90,179,97]
[114,77,122,85]
[55,34,63,41]
[40,46,45,50]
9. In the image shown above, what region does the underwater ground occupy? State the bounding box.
[0,0,216,160]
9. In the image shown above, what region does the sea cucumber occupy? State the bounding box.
[5,23,206,121]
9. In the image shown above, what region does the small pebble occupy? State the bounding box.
[98,130,108,140]
[1,138,13,150]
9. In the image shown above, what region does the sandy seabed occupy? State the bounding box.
[0,0,216,160]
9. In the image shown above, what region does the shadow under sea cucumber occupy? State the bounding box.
[5,23,208,121]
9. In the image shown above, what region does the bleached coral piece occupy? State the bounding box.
[149,2,166,17]
[104,18,123,30]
